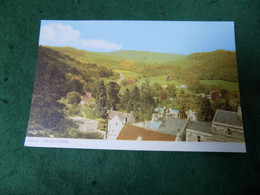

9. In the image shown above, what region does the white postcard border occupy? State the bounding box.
[24,137,246,153]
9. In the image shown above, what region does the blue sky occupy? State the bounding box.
[39,20,236,55]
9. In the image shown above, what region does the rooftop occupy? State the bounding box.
[169,108,179,113]
[213,109,243,127]
[155,107,164,112]
[70,116,97,123]
[81,93,92,102]
[156,116,188,136]
[187,121,212,134]
[117,125,176,141]
[109,110,133,122]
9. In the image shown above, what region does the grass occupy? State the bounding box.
[117,73,195,95]
[123,72,141,79]
[200,80,239,91]
[136,75,183,87]
[80,107,97,120]
[113,69,133,74]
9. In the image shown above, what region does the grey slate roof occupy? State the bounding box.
[187,121,212,134]
[156,116,188,136]
[213,109,243,127]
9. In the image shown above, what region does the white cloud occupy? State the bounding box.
[79,39,122,51]
[39,23,122,51]
[40,23,80,46]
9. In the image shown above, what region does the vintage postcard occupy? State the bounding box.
[25,20,246,152]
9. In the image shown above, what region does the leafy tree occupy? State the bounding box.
[220,89,229,98]
[224,98,232,111]
[66,91,81,105]
[107,82,120,110]
[166,84,177,98]
[189,80,205,93]
[118,59,136,71]
[97,118,107,131]
[180,89,185,95]
[151,82,163,105]
[212,98,226,112]
[160,89,168,101]
[179,104,187,119]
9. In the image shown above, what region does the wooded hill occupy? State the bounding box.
[50,46,238,83]
[28,46,113,134]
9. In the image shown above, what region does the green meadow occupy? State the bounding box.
[200,80,239,91]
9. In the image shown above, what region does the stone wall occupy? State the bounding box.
[212,123,244,141]
[186,129,212,142]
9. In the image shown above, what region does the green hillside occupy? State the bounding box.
[50,47,186,69]
[102,50,186,63]
[51,47,125,69]
[50,46,239,83]
[142,50,239,83]
[28,46,113,135]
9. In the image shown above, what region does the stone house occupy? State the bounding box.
[211,108,244,142]
[185,107,245,142]
[186,121,212,142]
[107,109,135,140]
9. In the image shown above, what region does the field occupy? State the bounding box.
[136,76,182,87]
[200,80,239,91]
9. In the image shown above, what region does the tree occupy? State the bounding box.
[189,80,205,93]
[151,82,163,105]
[95,80,108,119]
[128,85,141,121]
[160,89,168,101]
[118,59,136,71]
[121,88,131,110]
[66,91,81,105]
[179,104,187,119]
[220,89,229,99]
[140,79,155,121]
[69,79,84,94]
[196,97,214,122]
[212,98,226,112]
[166,84,177,98]
[177,96,191,119]
[97,118,107,131]
[107,82,120,110]
[224,98,232,111]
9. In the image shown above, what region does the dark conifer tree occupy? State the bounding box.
[121,88,131,110]
[128,85,141,121]
[140,80,155,121]
[107,82,120,110]
[95,80,108,119]
[197,97,214,122]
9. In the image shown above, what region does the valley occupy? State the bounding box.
[27,46,241,140]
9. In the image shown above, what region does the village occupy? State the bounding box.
[71,90,245,143]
